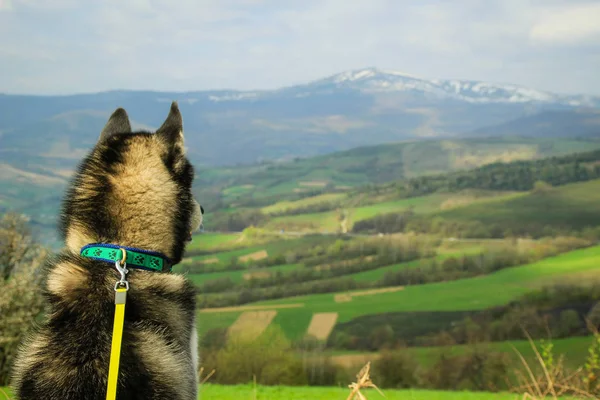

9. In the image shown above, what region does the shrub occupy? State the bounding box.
[0,213,48,385]
[554,309,582,338]
[373,350,419,389]
[511,332,600,398]
[301,356,342,386]
[212,325,306,386]
[423,347,510,392]
[200,327,229,351]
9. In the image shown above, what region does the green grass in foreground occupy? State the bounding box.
[195,384,524,400]
[0,384,521,400]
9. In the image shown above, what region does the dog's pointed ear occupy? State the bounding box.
[156,101,184,148]
[99,108,131,141]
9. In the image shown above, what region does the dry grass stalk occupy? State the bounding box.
[346,362,385,400]
[198,366,215,386]
[511,330,598,399]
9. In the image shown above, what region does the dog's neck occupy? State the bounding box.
[65,225,178,262]
[79,243,173,272]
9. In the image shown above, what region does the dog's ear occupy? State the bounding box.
[156,101,184,150]
[99,108,132,141]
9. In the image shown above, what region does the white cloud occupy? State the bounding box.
[0,0,13,11]
[530,3,600,44]
[0,0,599,95]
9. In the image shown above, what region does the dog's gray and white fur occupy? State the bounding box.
[11,103,203,400]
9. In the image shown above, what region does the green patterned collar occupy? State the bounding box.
[80,243,172,272]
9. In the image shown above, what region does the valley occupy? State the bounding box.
[2,69,600,397]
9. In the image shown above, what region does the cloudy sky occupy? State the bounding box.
[1,0,599,95]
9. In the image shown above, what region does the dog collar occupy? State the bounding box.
[80,243,172,272]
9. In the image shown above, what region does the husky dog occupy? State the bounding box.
[11,102,203,399]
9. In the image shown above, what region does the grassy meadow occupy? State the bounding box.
[5,141,600,398]
[255,179,600,236]
[0,385,538,400]
[262,191,524,233]
[176,148,600,397]
[434,180,600,234]
[195,385,530,400]
[195,245,600,339]
[196,136,600,205]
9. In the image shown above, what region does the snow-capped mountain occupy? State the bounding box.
[302,68,598,107]
[2,67,600,172]
[202,67,599,107]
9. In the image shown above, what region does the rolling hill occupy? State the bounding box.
[6,134,600,246]
[260,178,600,238]
[3,67,600,246]
[2,67,600,171]
[196,245,600,339]
[210,136,600,204]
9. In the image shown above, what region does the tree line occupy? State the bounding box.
[196,236,591,308]
[330,283,600,352]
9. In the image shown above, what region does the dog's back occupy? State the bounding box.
[11,103,202,399]
[12,254,198,400]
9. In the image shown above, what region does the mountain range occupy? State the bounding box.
[2,67,600,244]
[2,67,599,169]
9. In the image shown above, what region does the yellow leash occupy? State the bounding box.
[106,251,129,400]
[106,287,127,400]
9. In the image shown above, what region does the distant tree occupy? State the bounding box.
[532,180,554,194]
[368,325,395,350]
[200,327,229,351]
[373,350,419,388]
[555,309,582,337]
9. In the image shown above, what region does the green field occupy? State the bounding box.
[434,179,600,233]
[7,135,600,243]
[413,335,596,368]
[261,193,347,215]
[326,336,596,375]
[0,385,533,400]
[186,233,242,252]
[208,136,600,203]
[262,245,600,313]
[183,235,333,268]
[189,237,495,292]
[196,385,525,400]
[185,245,266,264]
[349,259,423,282]
[350,240,498,282]
[197,245,600,339]
[264,191,524,232]
[188,264,301,286]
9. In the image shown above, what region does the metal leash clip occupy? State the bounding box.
[114,248,129,292]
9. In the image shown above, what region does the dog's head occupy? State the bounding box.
[59,102,202,264]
